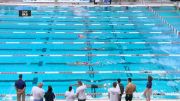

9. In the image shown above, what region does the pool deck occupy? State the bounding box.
[0,1,179,101]
[0,1,176,7]
[57,99,180,101]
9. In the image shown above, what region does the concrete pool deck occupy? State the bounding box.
[0,1,179,101]
[0,0,176,7]
[56,99,180,101]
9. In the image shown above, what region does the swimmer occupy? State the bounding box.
[73,7,89,16]
[94,61,101,65]
[144,71,152,74]
[140,70,152,74]
[78,34,86,39]
[76,61,89,65]
[153,92,165,95]
[69,61,89,65]
[84,48,104,51]
[93,36,99,39]
[84,47,91,50]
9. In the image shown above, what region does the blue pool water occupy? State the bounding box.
[0,5,179,100]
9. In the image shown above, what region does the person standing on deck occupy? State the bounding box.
[44,85,55,101]
[32,83,45,101]
[15,74,26,101]
[125,78,136,101]
[108,82,120,101]
[65,86,75,101]
[143,76,153,101]
[76,81,87,101]
[117,79,124,101]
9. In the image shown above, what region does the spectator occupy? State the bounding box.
[125,78,136,101]
[104,0,109,4]
[119,0,122,4]
[117,79,124,101]
[76,81,87,101]
[44,85,55,101]
[143,75,153,101]
[32,83,45,101]
[108,82,120,101]
[15,74,26,101]
[65,86,75,101]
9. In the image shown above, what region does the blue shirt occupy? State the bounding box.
[15,79,26,89]
[146,82,152,89]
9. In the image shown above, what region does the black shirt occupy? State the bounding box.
[146,81,152,89]
[15,79,26,89]
[118,83,124,94]
[44,91,55,101]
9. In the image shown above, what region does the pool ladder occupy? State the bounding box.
[148,6,179,36]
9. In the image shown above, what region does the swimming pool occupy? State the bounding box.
[0,5,179,100]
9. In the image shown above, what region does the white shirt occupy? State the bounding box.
[108,87,120,101]
[116,83,121,94]
[95,0,100,2]
[76,85,87,100]
[32,86,45,100]
[65,89,75,101]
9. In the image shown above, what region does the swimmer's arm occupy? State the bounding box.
[71,84,91,88]
[86,84,91,88]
